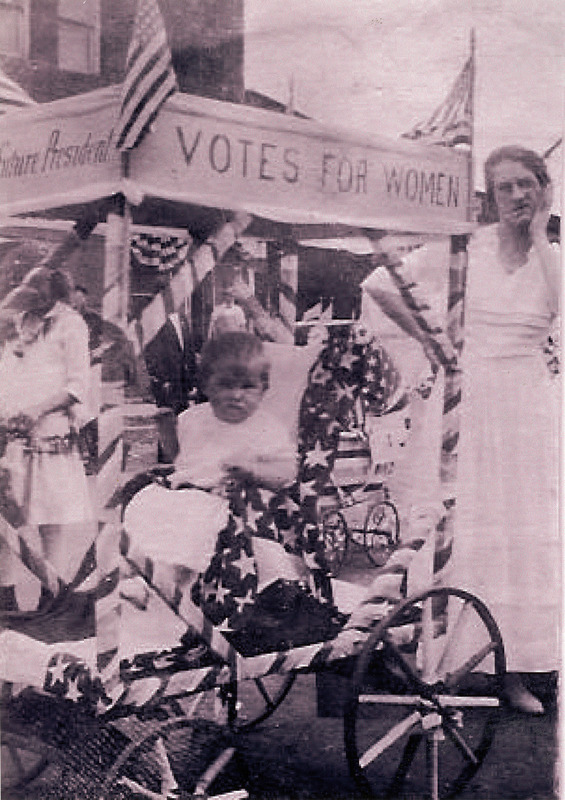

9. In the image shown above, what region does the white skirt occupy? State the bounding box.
[450,351,560,672]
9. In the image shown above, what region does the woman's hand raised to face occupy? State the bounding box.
[530,182,553,244]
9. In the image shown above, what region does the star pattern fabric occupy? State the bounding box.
[44,653,109,710]
[190,328,403,636]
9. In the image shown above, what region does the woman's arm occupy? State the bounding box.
[531,187,560,313]
[228,280,295,344]
[363,284,447,370]
[24,390,77,424]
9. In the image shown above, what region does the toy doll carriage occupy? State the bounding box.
[0,329,507,800]
[315,323,426,577]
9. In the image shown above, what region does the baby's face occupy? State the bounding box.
[206,358,266,424]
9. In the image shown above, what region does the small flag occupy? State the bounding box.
[402,55,473,147]
[116,0,177,151]
[131,233,191,273]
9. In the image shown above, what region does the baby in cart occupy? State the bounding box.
[123,331,308,600]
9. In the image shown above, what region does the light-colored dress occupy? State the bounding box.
[451,225,560,672]
[0,301,92,525]
[125,403,298,578]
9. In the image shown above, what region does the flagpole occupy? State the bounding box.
[543,137,562,160]
[440,30,475,549]
[467,28,476,223]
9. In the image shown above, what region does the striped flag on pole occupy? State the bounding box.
[402,55,473,147]
[116,0,177,151]
[397,36,475,545]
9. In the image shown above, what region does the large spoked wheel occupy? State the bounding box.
[1,730,51,792]
[321,508,349,577]
[101,716,246,800]
[364,501,400,568]
[227,673,296,733]
[344,587,506,799]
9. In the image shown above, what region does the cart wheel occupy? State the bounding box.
[1,730,51,791]
[101,716,246,800]
[321,509,349,577]
[227,673,296,733]
[364,501,399,568]
[344,587,505,799]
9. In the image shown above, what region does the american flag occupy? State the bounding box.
[116,0,178,151]
[131,233,191,273]
[402,54,473,147]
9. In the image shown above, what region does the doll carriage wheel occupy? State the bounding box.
[320,508,349,578]
[100,715,246,800]
[344,587,505,799]
[363,500,400,568]
[226,673,297,733]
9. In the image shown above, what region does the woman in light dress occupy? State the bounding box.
[0,266,94,594]
[451,146,559,713]
[362,146,559,714]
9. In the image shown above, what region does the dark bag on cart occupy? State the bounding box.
[227,579,344,656]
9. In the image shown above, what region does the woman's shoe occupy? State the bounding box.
[503,673,544,714]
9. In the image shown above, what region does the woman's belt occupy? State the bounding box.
[28,432,79,456]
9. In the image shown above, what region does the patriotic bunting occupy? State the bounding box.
[131,233,191,273]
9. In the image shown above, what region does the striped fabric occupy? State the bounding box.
[127,213,252,354]
[400,48,474,545]
[402,55,473,147]
[116,0,177,151]
[383,255,457,370]
[131,233,191,273]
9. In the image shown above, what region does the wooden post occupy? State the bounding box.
[440,30,474,542]
[95,188,131,684]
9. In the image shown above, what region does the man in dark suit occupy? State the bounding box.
[143,310,200,416]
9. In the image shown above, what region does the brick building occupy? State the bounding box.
[0,0,244,103]
[0,0,249,344]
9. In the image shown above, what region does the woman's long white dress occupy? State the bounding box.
[452,225,560,672]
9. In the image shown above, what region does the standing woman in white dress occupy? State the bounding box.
[0,266,95,588]
[452,146,560,713]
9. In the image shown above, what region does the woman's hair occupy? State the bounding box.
[484,145,550,222]
[20,266,72,311]
[198,331,270,392]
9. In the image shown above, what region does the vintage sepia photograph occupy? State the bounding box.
[0,1,562,798]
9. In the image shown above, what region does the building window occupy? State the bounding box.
[58,0,99,74]
[58,17,93,72]
[0,1,29,59]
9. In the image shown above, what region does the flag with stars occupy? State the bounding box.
[402,53,473,148]
[44,653,110,710]
[116,0,177,151]
[191,329,404,638]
